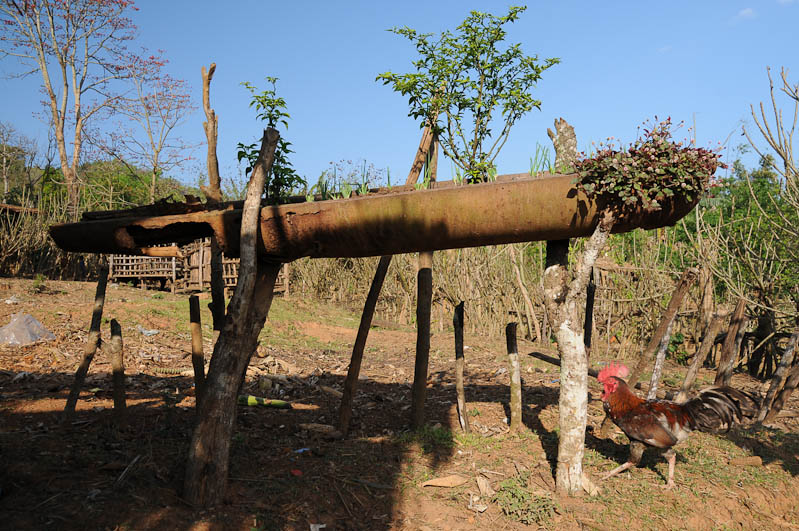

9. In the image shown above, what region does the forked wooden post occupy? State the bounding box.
[64,266,109,421]
[184,129,281,507]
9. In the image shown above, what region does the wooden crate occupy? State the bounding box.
[108,254,181,292]
[179,239,288,295]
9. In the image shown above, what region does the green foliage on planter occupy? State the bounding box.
[237,77,306,203]
[573,118,724,214]
[377,6,559,183]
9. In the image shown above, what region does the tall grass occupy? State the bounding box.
[0,191,101,279]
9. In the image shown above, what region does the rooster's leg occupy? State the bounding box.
[601,461,635,480]
[662,449,676,490]
[602,441,644,481]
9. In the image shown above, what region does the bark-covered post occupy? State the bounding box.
[543,118,615,495]
[64,266,109,420]
[200,63,226,332]
[337,256,390,435]
[715,298,748,386]
[189,295,206,407]
[506,322,523,431]
[676,313,726,402]
[410,132,438,429]
[109,319,126,423]
[583,268,596,359]
[453,302,470,433]
[337,125,437,435]
[184,129,281,508]
[411,250,433,430]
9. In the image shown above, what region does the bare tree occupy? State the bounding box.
[101,52,196,203]
[0,121,38,203]
[0,0,140,217]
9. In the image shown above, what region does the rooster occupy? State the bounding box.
[596,362,759,488]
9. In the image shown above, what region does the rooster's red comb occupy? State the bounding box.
[597,362,629,383]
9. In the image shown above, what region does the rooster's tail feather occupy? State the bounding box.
[684,387,760,432]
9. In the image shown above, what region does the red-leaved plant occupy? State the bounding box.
[573,118,725,214]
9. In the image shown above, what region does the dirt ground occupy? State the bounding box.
[1,278,798,530]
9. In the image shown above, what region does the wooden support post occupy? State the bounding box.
[336,125,438,435]
[715,298,748,386]
[184,129,280,508]
[506,322,523,432]
[64,266,109,420]
[171,257,177,294]
[411,250,433,430]
[583,268,596,359]
[676,313,726,402]
[190,295,206,407]
[410,131,439,430]
[338,255,391,435]
[109,319,126,422]
[453,302,470,433]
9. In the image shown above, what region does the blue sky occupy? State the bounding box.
[1,1,796,189]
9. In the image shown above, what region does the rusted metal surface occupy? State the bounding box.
[50,173,697,262]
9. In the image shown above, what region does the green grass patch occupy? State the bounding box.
[492,473,558,525]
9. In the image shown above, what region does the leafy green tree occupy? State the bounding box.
[377,6,559,182]
[237,77,305,202]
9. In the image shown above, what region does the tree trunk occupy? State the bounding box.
[411,251,433,430]
[410,133,439,429]
[184,129,280,508]
[584,268,596,359]
[543,118,614,495]
[715,298,748,386]
[749,308,777,377]
[183,264,280,506]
